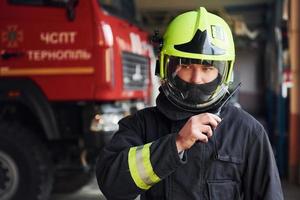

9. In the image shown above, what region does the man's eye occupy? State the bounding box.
[181,64,190,69]
[202,66,215,71]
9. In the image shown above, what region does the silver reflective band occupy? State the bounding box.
[128,143,161,190]
[135,146,154,186]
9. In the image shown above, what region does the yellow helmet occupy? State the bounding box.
[159,7,235,111]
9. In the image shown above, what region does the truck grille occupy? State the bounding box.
[122,51,149,90]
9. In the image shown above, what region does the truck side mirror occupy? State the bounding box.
[66,0,78,21]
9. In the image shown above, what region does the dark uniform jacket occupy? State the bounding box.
[96,93,284,200]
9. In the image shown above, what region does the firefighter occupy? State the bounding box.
[96,7,283,200]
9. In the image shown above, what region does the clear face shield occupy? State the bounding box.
[163,56,229,109]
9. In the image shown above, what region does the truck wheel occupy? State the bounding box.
[0,122,53,200]
[53,169,94,193]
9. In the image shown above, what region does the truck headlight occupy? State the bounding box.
[90,113,124,132]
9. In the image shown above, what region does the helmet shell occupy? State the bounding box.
[160,7,235,82]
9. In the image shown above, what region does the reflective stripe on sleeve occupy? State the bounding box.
[128,143,161,190]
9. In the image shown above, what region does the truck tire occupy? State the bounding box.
[53,169,94,193]
[0,122,53,200]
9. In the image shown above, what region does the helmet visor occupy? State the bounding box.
[164,56,229,107]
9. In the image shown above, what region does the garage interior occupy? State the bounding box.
[1,0,300,199]
[58,0,300,198]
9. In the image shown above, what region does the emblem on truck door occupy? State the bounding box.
[1,25,23,48]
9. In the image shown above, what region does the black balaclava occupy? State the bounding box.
[172,73,222,104]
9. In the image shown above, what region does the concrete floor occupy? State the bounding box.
[51,178,105,200]
[51,178,300,200]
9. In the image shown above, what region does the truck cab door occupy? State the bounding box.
[0,0,95,100]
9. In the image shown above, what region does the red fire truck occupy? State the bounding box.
[0,0,153,199]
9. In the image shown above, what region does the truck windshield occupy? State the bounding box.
[98,0,137,23]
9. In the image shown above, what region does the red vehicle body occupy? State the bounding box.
[0,0,153,199]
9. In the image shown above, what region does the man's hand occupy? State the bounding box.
[175,113,221,152]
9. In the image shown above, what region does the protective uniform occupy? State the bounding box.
[96,7,283,200]
[96,93,283,200]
